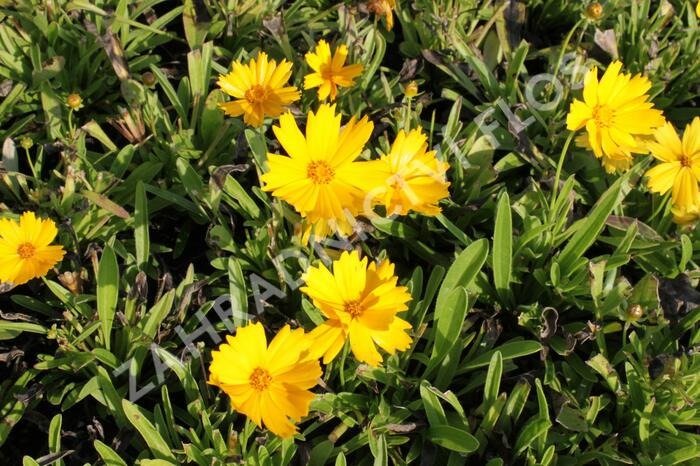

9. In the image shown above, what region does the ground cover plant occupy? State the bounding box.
[1,0,700,464]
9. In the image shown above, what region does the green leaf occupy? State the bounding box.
[122,399,175,461]
[94,440,128,466]
[493,192,513,306]
[459,340,542,372]
[426,425,479,454]
[557,176,625,275]
[514,417,552,456]
[134,181,150,271]
[97,246,119,350]
[426,287,468,375]
[483,351,503,409]
[436,238,489,311]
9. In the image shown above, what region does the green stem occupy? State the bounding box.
[550,132,575,209]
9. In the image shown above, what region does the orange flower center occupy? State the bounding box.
[245,85,269,104]
[307,160,335,184]
[680,155,692,168]
[344,300,363,318]
[16,242,36,259]
[388,174,406,190]
[249,367,272,391]
[592,105,614,128]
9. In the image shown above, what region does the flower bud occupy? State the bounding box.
[627,304,643,322]
[66,93,82,110]
[586,2,603,20]
[403,81,418,98]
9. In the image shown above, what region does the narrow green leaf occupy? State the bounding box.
[97,246,119,350]
[122,399,175,461]
[426,425,479,453]
[557,177,625,275]
[436,238,489,310]
[493,192,513,306]
[134,181,150,271]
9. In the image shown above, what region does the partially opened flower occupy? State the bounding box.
[0,212,65,286]
[672,204,700,226]
[566,61,665,173]
[301,251,413,367]
[368,0,397,31]
[260,104,375,239]
[360,128,450,216]
[304,40,363,101]
[645,118,700,211]
[217,52,300,127]
[208,322,321,439]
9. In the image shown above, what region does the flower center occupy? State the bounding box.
[344,300,363,318]
[16,243,36,259]
[245,85,269,104]
[249,367,272,391]
[680,155,692,168]
[307,160,335,184]
[592,105,614,128]
[388,174,405,190]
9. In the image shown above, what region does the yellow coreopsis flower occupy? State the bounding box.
[368,0,397,31]
[301,251,413,367]
[697,0,700,17]
[360,128,450,216]
[0,212,65,287]
[672,204,700,226]
[566,61,665,173]
[304,40,363,101]
[260,104,374,239]
[645,118,700,211]
[217,52,300,127]
[208,322,321,439]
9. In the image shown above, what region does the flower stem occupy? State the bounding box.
[550,132,575,209]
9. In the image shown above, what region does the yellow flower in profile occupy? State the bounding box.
[403,81,418,98]
[368,0,397,31]
[361,128,450,216]
[304,40,363,101]
[0,212,65,286]
[208,322,321,439]
[645,118,700,211]
[301,251,413,367]
[217,52,300,127]
[566,61,665,173]
[672,204,700,226]
[260,104,374,239]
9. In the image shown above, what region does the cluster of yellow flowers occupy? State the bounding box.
[566,60,700,225]
[208,250,413,438]
[211,34,446,438]
[217,43,450,240]
[0,212,65,289]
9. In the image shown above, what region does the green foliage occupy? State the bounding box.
[1,0,700,465]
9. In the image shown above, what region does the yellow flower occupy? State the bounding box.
[566,61,665,173]
[645,118,700,211]
[672,204,700,226]
[217,52,300,128]
[304,40,363,101]
[260,104,374,239]
[360,128,450,216]
[697,0,700,18]
[403,81,418,98]
[301,251,413,367]
[368,0,397,31]
[208,322,321,439]
[0,212,65,286]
